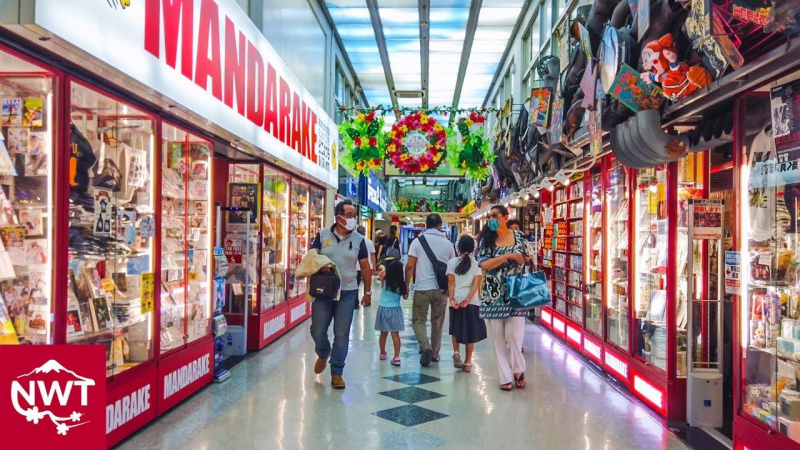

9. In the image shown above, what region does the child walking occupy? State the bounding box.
[447,235,487,372]
[375,258,406,366]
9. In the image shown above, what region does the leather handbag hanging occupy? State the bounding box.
[507,268,552,310]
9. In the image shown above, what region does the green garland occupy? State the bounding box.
[338,111,386,175]
[447,114,495,181]
[341,104,497,121]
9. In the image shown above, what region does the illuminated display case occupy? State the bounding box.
[261,168,289,309]
[551,178,584,324]
[289,181,310,301]
[66,81,156,378]
[606,158,630,353]
[585,168,603,337]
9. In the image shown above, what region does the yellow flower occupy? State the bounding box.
[465,119,474,126]
[400,125,408,133]
[420,164,429,172]
[387,144,396,153]
[361,139,369,148]
[421,116,429,125]
[357,161,365,168]
[433,144,440,150]
[389,131,396,139]
[434,124,443,132]
[356,113,365,123]
[461,161,467,168]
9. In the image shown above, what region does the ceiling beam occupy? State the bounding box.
[316,0,370,107]
[451,0,482,113]
[366,0,399,109]
[419,0,430,109]
[481,0,532,108]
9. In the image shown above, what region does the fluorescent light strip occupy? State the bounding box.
[633,374,665,410]
[583,338,602,360]
[604,351,628,379]
[566,324,582,345]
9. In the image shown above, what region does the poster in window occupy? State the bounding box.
[770,79,800,153]
[529,88,552,128]
[1,98,22,126]
[227,183,259,229]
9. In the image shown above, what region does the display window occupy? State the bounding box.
[225,163,260,315]
[551,178,584,323]
[605,158,630,351]
[310,186,325,250]
[586,168,603,336]
[289,181,310,300]
[67,80,156,377]
[261,168,289,309]
[159,123,212,354]
[739,93,800,442]
[0,48,55,346]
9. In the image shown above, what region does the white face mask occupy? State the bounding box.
[343,217,357,231]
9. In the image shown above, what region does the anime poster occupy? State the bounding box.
[529,88,552,128]
[7,127,29,153]
[22,98,44,127]
[227,183,259,229]
[771,79,800,153]
[609,64,663,112]
[1,98,22,126]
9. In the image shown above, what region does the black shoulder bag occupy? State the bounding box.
[418,236,449,292]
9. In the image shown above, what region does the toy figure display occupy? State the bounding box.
[641,34,712,102]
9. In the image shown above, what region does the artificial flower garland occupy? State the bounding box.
[386,111,451,174]
[447,112,495,181]
[339,110,385,175]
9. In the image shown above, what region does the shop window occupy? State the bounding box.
[606,159,630,350]
[67,81,155,378]
[159,123,212,353]
[586,169,602,336]
[261,168,289,308]
[0,49,54,346]
[289,181,310,300]
[225,164,260,315]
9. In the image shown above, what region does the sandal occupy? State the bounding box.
[391,357,401,366]
[453,352,463,369]
[500,383,513,391]
[514,373,526,389]
[379,352,387,361]
[462,363,472,373]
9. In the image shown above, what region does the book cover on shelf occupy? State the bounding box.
[66,299,85,338]
[89,296,113,331]
[26,303,47,335]
[0,296,19,344]
[28,132,46,155]
[0,226,24,266]
[1,98,22,126]
[19,209,43,236]
[7,127,29,153]
[22,98,43,127]
[24,238,46,264]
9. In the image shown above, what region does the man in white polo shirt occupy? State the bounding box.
[404,214,455,366]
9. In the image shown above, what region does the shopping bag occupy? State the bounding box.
[507,270,551,310]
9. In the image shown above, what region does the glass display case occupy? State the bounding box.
[66,81,155,377]
[740,96,800,442]
[309,186,325,249]
[159,123,211,353]
[225,164,260,315]
[0,49,55,346]
[261,168,289,309]
[552,178,584,324]
[606,159,630,351]
[585,169,603,336]
[289,181,310,300]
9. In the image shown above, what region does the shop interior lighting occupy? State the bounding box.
[430,189,441,195]
[541,179,555,191]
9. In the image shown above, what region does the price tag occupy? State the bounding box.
[140,273,154,314]
[101,278,115,293]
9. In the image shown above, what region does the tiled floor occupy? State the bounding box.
[117,286,693,449]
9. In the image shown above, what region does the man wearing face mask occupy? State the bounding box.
[405,213,456,366]
[309,199,371,389]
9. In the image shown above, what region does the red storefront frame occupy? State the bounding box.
[0,36,321,446]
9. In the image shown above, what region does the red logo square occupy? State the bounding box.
[0,345,106,449]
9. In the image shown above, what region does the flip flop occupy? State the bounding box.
[463,363,472,373]
[500,383,513,391]
[514,373,526,389]
[379,352,387,361]
[453,352,463,368]
[391,358,401,366]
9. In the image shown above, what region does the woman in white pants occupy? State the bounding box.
[477,205,532,391]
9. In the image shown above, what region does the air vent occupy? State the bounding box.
[394,90,425,98]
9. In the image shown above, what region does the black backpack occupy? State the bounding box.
[418,236,449,292]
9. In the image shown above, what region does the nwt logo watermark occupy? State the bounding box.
[1,345,106,447]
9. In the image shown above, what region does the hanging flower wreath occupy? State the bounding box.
[339,111,385,175]
[447,112,495,181]
[386,111,451,174]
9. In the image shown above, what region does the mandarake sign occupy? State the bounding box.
[5,0,338,188]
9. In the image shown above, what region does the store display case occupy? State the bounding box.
[289,181,310,301]
[586,169,603,337]
[0,49,54,347]
[551,178,584,324]
[261,168,289,309]
[738,94,800,447]
[159,123,212,354]
[606,158,631,353]
[66,81,156,378]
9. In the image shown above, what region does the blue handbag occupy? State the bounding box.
[507,270,551,310]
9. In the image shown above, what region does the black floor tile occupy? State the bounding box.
[373,404,448,427]
[379,386,445,404]
[384,372,441,385]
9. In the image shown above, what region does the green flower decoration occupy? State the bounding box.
[339,111,386,175]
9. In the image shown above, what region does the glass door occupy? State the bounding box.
[261,168,289,309]
[289,180,310,300]
[606,158,630,350]
[67,81,155,377]
[225,164,260,316]
[586,169,603,336]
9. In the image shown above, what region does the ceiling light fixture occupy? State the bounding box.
[431,190,441,195]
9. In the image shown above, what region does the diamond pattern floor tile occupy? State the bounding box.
[379,386,445,404]
[373,404,448,427]
[384,372,441,386]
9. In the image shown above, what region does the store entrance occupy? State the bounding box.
[709,146,735,441]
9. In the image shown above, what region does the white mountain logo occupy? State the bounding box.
[11,359,96,436]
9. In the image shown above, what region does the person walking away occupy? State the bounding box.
[477,205,531,391]
[404,214,455,366]
[354,225,376,309]
[375,258,405,366]
[447,235,486,373]
[506,219,521,232]
[309,199,371,389]
[380,225,401,264]
[375,229,385,262]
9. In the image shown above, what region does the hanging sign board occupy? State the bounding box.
[690,199,723,239]
[771,79,800,154]
[724,251,741,295]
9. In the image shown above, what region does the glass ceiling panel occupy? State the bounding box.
[428,1,470,109]
[380,5,421,94]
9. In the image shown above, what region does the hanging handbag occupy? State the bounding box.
[507,269,551,310]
